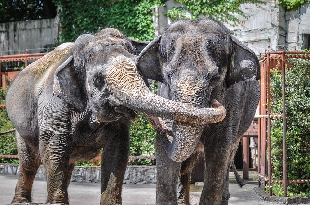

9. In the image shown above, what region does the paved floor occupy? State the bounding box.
[0,174,276,205]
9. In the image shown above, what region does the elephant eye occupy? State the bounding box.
[93,73,105,89]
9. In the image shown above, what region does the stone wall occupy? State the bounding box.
[0,163,157,184]
[0,18,59,55]
[226,1,287,55]
[285,3,310,50]
[154,0,310,55]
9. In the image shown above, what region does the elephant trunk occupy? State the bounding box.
[106,55,226,125]
[147,116,204,162]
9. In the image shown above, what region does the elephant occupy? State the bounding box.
[137,18,260,205]
[5,28,226,204]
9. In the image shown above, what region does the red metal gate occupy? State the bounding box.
[258,50,310,196]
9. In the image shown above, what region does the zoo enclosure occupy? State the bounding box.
[0,52,46,89]
[258,50,310,197]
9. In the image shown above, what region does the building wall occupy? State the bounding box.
[286,3,310,50]
[155,0,310,55]
[0,18,59,55]
[226,1,286,55]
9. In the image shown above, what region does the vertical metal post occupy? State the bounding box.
[281,51,288,197]
[243,136,249,179]
[266,53,272,196]
[258,56,267,187]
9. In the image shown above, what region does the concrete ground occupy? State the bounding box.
[0,173,279,205]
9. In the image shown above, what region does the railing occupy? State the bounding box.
[258,50,310,196]
[0,52,46,88]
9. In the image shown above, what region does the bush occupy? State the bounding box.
[0,87,18,163]
[270,58,310,196]
[129,114,156,165]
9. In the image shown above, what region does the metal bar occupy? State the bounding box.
[0,128,15,135]
[281,51,288,197]
[267,51,310,55]
[267,52,272,195]
[1,72,6,88]
[0,53,45,63]
[243,136,249,179]
[0,155,19,159]
[255,114,282,118]
[259,55,267,188]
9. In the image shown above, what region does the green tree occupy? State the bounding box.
[270,57,310,196]
[0,87,18,163]
[166,0,264,23]
[52,0,164,42]
[0,0,57,23]
[279,0,310,11]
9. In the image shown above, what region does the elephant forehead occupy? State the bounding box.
[106,56,148,97]
[165,19,228,36]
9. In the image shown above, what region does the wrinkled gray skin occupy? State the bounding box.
[6,28,226,205]
[137,19,260,205]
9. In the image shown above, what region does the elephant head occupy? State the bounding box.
[53,28,226,125]
[137,19,260,162]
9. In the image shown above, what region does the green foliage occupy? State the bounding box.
[270,57,310,196]
[0,0,57,23]
[0,87,18,163]
[279,0,310,11]
[167,0,264,24]
[53,0,164,42]
[129,114,156,165]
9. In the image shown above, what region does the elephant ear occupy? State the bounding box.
[131,40,149,55]
[136,36,164,82]
[53,56,87,112]
[226,36,260,87]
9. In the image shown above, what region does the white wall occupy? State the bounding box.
[0,18,59,55]
[157,0,310,55]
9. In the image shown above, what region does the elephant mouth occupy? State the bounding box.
[91,101,136,122]
[146,99,221,162]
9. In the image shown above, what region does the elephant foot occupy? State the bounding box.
[46,189,69,205]
[11,195,30,203]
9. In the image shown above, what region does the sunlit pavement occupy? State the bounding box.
[0,173,278,205]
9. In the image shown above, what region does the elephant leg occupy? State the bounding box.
[41,131,72,204]
[178,146,203,205]
[12,132,40,203]
[100,123,130,205]
[221,168,230,205]
[156,133,181,205]
[200,141,231,205]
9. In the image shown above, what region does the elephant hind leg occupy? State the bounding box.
[12,133,40,203]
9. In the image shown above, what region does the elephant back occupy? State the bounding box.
[28,42,74,75]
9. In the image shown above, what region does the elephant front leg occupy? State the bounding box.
[156,133,181,205]
[12,132,40,203]
[100,123,130,205]
[40,131,73,204]
[200,145,231,205]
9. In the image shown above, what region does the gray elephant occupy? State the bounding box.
[137,19,260,205]
[5,28,226,204]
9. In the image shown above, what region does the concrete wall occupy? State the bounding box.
[285,3,310,50]
[226,1,287,55]
[0,18,59,55]
[155,0,310,55]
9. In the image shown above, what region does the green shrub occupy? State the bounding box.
[129,114,156,165]
[0,87,18,163]
[53,0,164,42]
[270,57,310,196]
